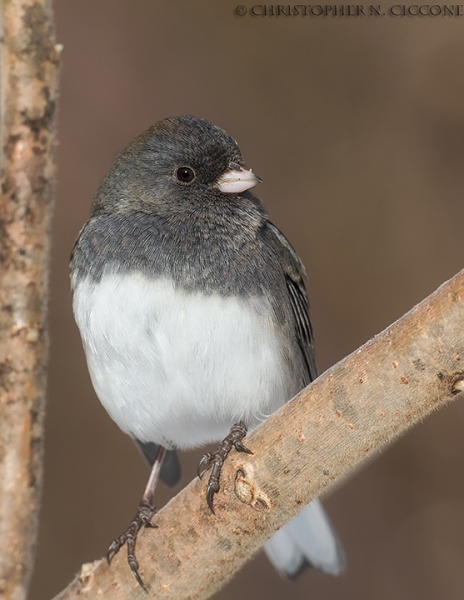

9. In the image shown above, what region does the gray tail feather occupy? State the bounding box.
[263,499,345,578]
[135,440,182,488]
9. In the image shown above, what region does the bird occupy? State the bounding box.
[70,115,345,588]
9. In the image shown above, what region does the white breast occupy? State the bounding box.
[72,273,294,449]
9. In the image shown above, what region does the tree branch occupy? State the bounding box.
[53,269,464,599]
[0,1,59,598]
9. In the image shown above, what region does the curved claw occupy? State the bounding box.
[206,479,220,514]
[234,441,253,455]
[197,453,213,479]
[106,540,120,565]
[129,554,147,592]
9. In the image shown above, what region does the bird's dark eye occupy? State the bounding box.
[176,167,195,183]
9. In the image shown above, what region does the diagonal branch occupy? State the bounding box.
[0,2,59,599]
[54,269,464,600]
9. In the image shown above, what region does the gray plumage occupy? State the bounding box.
[71,115,344,578]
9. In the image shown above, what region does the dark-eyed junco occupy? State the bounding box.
[70,115,345,588]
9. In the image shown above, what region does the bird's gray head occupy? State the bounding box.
[92,115,262,215]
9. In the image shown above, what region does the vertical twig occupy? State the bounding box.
[0,1,59,598]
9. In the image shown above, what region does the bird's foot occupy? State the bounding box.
[197,423,253,513]
[106,498,158,591]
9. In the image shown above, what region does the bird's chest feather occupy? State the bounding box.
[72,273,295,448]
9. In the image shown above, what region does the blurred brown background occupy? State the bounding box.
[29,2,464,599]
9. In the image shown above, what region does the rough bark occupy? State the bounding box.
[54,269,464,600]
[0,1,59,599]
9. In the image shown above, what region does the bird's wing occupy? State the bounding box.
[265,222,318,386]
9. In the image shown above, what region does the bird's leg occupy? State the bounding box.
[197,422,253,513]
[106,445,166,591]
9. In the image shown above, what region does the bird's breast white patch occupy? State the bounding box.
[72,273,294,449]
